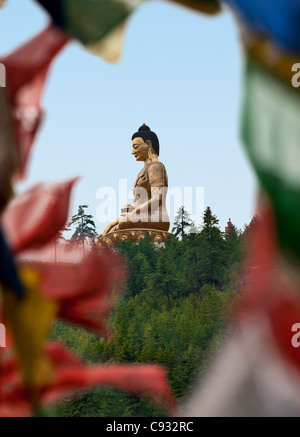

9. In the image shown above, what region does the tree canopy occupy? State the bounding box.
[51,205,258,416]
[172,206,195,238]
[68,204,98,243]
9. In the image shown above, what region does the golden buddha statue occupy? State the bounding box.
[99,124,171,246]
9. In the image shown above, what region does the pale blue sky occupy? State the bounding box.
[0,0,257,234]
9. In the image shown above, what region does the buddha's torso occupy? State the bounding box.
[132,161,170,230]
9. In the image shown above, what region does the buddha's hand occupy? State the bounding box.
[119,210,142,229]
[118,213,134,228]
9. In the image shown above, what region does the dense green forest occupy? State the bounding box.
[51,206,257,417]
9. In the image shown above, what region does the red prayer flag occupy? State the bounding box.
[2,178,78,254]
[0,342,176,417]
[1,24,69,178]
[18,241,126,335]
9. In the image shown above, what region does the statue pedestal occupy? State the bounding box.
[98,228,172,248]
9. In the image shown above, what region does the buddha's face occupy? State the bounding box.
[131,137,149,161]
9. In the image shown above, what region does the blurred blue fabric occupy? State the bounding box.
[0,228,23,298]
[224,0,300,54]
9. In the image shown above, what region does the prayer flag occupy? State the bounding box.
[35,0,143,62]
[225,0,300,54]
[167,0,221,14]
[0,228,23,298]
[0,87,17,213]
[35,1,221,62]
[2,179,78,254]
[1,24,69,178]
[242,32,300,91]
[0,343,176,416]
[242,59,300,259]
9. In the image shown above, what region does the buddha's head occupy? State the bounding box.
[131,124,159,162]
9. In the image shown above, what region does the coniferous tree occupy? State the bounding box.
[153,249,180,308]
[69,205,98,244]
[225,219,242,267]
[183,232,202,296]
[126,252,152,298]
[202,206,219,234]
[51,208,257,417]
[172,206,195,238]
[198,206,227,287]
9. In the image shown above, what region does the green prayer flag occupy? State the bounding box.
[36,0,141,45]
[242,59,300,259]
[60,0,139,46]
[35,0,144,62]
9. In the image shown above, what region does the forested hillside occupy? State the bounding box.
[51,207,257,417]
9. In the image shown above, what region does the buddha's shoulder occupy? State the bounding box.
[147,161,168,186]
[147,161,167,173]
